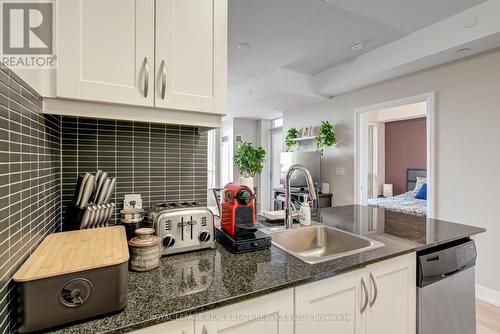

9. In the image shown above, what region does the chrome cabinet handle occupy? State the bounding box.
[160,60,167,99]
[360,277,369,314]
[369,272,378,307]
[143,57,150,98]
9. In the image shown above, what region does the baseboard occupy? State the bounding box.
[476,284,500,307]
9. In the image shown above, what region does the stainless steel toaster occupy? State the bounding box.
[147,202,215,255]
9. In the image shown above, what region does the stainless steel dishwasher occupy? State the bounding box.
[417,239,477,334]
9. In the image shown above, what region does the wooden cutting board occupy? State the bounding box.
[14,226,129,282]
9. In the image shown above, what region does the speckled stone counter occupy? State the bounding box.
[45,205,485,334]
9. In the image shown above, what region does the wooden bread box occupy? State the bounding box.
[14,226,130,333]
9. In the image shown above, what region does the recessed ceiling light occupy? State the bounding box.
[456,47,472,54]
[237,42,250,50]
[350,41,364,51]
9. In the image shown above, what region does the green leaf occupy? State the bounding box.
[285,127,299,152]
[233,140,267,177]
[315,121,336,156]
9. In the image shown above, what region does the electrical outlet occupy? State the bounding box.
[124,194,142,209]
[335,167,345,176]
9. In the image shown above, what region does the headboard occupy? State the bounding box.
[406,168,426,191]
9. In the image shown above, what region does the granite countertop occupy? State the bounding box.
[46,205,485,334]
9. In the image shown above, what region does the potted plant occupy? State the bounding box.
[233,140,266,188]
[315,121,336,155]
[285,127,299,152]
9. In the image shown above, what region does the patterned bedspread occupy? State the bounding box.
[367,190,427,217]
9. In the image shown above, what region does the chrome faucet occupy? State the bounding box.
[284,164,317,229]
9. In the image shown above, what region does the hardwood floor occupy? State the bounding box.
[477,300,500,334]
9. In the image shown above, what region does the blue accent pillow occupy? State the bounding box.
[415,183,427,200]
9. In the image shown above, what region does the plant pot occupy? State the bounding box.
[239,176,254,189]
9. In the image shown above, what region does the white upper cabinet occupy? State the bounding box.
[57,0,155,106]
[155,0,227,114]
[56,0,227,116]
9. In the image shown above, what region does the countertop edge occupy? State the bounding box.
[100,248,420,334]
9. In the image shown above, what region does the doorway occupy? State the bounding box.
[270,118,283,209]
[354,93,435,218]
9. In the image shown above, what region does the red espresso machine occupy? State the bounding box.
[215,183,271,253]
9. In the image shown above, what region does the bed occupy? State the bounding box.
[367,169,427,217]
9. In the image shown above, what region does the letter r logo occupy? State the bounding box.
[2,2,53,55]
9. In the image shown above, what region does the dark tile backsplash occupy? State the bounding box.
[61,117,208,224]
[0,66,208,333]
[0,66,61,334]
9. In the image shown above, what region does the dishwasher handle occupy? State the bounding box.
[441,264,467,278]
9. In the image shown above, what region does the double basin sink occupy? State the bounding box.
[268,225,384,264]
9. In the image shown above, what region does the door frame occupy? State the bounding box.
[353,92,435,218]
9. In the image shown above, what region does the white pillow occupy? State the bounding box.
[414,177,427,192]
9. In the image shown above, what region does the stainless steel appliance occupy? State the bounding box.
[417,239,477,334]
[147,202,215,255]
[280,152,321,189]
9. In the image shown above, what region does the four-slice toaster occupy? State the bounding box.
[147,202,215,256]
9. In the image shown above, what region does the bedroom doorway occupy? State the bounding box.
[354,93,435,218]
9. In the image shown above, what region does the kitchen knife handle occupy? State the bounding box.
[144,57,150,98]
[160,60,167,99]
[360,277,368,314]
[369,272,378,307]
[103,178,116,203]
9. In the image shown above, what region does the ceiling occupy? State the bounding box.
[228,0,485,95]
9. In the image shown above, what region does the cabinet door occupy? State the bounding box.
[295,269,365,334]
[195,289,293,334]
[155,0,227,114]
[130,318,194,334]
[365,253,416,334]
[57,0,154,106]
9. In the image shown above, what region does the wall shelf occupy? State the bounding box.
[295,136,316,142]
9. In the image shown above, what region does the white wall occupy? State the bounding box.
[284,48,500,299]
[220,118,272,212]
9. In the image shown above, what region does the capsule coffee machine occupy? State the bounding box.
[215,183,271,253]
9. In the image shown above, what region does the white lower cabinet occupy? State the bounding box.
[295,267,365,334]
[131,254,415,334]
[195,289,294,334]
[365,253,416,334]
[130,317,194,334]
[295,253,416,334]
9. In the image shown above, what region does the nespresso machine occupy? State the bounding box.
[215,183,271,253]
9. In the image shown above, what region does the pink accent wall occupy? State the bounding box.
[385,117,426,195]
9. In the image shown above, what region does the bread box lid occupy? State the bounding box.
[13,226,129,282]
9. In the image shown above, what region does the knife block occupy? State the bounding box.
[63,202,87,231]
[63,201,116,231]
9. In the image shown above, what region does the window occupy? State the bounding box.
[271,118,283,129]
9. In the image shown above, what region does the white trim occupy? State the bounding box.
[354,92,436,218]
[476,284,500,307]
[43,98,223,128]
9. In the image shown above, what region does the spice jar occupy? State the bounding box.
[120,208,144,239]
[128,228,161,272]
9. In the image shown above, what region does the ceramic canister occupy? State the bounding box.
[128,228,161,272]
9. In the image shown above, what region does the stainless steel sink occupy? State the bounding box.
[270,225,385,264]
